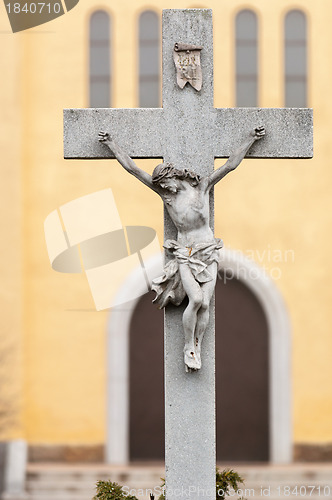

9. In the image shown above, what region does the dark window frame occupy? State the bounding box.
[138,10,161,108]
[235,9,258,107]
[284,9,307,108]
[89,10,111,108]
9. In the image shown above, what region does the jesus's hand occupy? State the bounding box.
[252,126,265,140]
[98,131,111,143]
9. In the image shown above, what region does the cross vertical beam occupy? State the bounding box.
[162,10,216,500]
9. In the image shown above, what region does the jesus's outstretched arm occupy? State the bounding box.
[98,131,159,193]
[206,126,265,189]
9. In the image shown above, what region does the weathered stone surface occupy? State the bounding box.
[214,107,313,158]
[162,10,215,500]
[64,106,312,161]
[64,108,164,159]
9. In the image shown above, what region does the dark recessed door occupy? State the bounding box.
[216,276,269,462]
[129,291,165,461]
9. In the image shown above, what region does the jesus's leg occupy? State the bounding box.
[194,262,218,368]
[178,263,202,371]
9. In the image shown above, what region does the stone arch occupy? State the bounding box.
[106,249,292,464]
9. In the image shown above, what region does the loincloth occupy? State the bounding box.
[151,238,223,309]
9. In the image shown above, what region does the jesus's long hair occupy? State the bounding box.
[152,162,200,186]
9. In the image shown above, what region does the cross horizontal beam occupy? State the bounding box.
[64,108,164,159]
[214,107,313,158]
[64,107,313,160]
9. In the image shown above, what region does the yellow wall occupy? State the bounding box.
[0,3,24,439]
[1,0,331,446]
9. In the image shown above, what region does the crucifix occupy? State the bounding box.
[64,9,312,500]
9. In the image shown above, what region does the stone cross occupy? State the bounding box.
[64,9,313,499]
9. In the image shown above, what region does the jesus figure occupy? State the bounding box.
[98,126,265,371]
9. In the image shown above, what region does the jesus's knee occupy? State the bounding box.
[189,290,203,311]
[200,299,210,312]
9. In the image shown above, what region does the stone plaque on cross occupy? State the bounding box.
[64,9,312,500]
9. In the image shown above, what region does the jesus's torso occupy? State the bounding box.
[159,180,214,247]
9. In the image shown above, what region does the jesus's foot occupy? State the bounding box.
[184,347,200,372]
[195,337,202,369]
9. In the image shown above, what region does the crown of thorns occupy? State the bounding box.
[152,163,200,185]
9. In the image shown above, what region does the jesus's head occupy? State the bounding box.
[152,162,200,191]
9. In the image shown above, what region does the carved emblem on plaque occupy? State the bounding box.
[173,42,203,91]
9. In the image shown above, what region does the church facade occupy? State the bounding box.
[1,0,331,464]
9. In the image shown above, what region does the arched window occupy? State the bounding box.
[285,10,307,107]
[89,11,111,107]
[139,11,160,107]
[235,10,258,107]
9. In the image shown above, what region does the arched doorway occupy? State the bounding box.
[129,276,269,462]
[106,250,292,464]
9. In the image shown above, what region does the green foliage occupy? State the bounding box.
[157,468,246,500]
[158,478,165,500]
[93,469,246,500]
[93,480,138,500]
[216,468,245,499]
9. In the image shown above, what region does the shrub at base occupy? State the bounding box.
[93,468,246,500]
